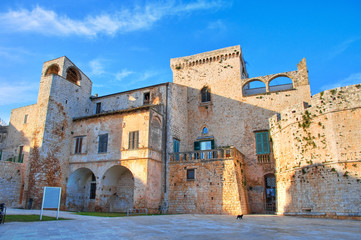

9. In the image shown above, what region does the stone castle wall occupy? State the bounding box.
[170,46,312,213]
[168,148,248,215]
[270,84,361,218]
[0,161,23,207]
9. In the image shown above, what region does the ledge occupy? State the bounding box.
[73,104,159,121]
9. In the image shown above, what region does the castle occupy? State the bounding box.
[0,46,360,218]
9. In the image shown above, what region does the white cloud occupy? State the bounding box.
[0,1,226,37]
[89,59,106,75]
[115,69,134,81]
[328,37,361,59]
[0,81,38,106]
[321,73,361,91]
[207,19,226,31]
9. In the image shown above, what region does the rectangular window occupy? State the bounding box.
[24,114,28,124]
[255,131,270,154]
[89,182,96,199]
[128,131,139,150]
[98,134,108,153]
[0,149,2,161]
[96,102,101,114]
[18,146,23,163]
[187,169,195,180]
[173,139,180,153]
[143,92,150,105]
[74,136,83,154]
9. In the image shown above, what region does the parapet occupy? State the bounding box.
[170,45,245,71]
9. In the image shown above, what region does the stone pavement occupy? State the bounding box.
[1,209,360,240]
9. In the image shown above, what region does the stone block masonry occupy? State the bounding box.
[270,84,361,219]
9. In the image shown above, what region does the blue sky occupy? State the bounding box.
[0,0,360,124]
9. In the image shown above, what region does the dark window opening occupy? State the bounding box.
[129,131,139,150]
[143,92,150,105]
[24,114,28,124]
[66,67,80,84]
[0,149,2,161]
[45,64,60,76]
[90,173,96,199]
[98,134,108,153]
[187,169,195,180]
[96,102,101,114]
[201,87,211,102]
[74,136,83,154]
[18,146,23,163]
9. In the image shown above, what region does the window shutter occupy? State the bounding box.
[129,132,133,149]
[135,131,139,149]
[255,132,263,154]
[262,132,270,153]
[211,139,215,149]
[194,141,200,151]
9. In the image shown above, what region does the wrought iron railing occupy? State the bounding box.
[170,147,242,162]
[257,154,270,163]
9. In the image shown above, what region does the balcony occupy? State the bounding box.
[257,154,270,163]
[170,147,244,162]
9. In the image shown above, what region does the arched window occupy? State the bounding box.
[242,80,266,96]
[66,67,81,85]
[202,127,208,135]
[44,64,60,76]
[269,76,293,92]
[201,87,211,102]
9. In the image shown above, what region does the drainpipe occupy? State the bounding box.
[164,83,169,193]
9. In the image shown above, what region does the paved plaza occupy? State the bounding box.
[1,209,360,239]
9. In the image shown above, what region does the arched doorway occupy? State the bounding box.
[264,173,276,213]
[101,165,134,212]
[66,168,96,211]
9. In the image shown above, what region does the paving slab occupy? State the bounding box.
[1,209,360,240]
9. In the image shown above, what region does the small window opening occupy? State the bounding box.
[201,87,211,102]
[89,173,96,199]
[187,169,195,180]
[24,114,28,124]
[143,92,150,105]
[66,67,80,84]
[74,136,83,154]
[18,146,24,163]
[202,127,208,135]
[96,102,101,114]
[129,131,139,150]
[45,64,60,76]
[98,134,108,153]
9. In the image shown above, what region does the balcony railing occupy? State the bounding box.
[170,147,243,162]
[257,154,270,163]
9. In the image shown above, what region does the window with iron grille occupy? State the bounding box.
[74,136,83,154]
[129,131,139,150]
[98,134,108,153]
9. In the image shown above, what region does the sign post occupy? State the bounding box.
[40,187,61,220]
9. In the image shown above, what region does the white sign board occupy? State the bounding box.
[40,187,61,220]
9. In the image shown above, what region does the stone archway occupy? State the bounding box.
[66,168,96,211]
[101,165,134,212]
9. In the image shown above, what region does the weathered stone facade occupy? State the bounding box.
[269,84,361,219]
[0,46,359,218]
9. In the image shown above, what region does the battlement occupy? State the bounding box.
[170,45,244,71]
